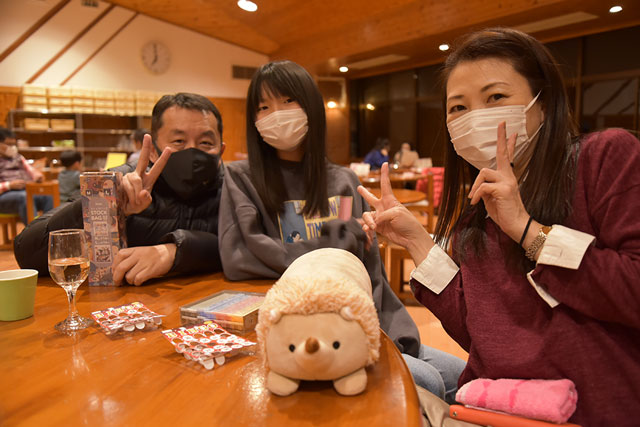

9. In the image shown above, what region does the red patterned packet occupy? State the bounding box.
[91,302,164,335]
[161,321,256,370]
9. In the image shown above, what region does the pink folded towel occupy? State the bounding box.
[455,378,578,424]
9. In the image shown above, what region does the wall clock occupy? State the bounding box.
[141,41,171,75]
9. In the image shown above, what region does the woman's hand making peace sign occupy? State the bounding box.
[357,163,435,266]
[468,121,532,244]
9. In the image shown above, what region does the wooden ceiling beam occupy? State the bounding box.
[27,4,116,84]
[0,0,71,63]
[61,12,138,86]
[107,0,279,54]
[104,0,640,77]
[269,0,569,70]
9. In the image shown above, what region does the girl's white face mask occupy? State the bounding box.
[255,108,308,152]
[447,93,542,170]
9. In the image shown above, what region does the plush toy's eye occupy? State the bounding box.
[333,341,340,349]
[289,344,295,352]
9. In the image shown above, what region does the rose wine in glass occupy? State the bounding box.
[48,229,92,333]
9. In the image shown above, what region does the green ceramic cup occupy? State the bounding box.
[0,269,38,321]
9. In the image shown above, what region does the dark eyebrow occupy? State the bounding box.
[447,81,510,104]
[480,82,508,92]
[199,130,218,140]
[446,94,464,103]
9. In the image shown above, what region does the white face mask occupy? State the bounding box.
[255,108,308,152]
[447,93,542,170]
[3,145,18,158]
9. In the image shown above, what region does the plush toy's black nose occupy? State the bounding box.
[305,337,319,354]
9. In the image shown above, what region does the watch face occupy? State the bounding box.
[141,41,171,74]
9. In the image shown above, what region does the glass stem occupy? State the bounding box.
[66,287,78,319]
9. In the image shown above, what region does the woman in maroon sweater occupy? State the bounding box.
[359,28,640,425]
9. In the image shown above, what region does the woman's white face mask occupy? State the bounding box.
[447,93,543,170]
[255,108,308,152]
[2,144,18,158]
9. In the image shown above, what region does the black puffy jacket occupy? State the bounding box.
[14,162,223,278]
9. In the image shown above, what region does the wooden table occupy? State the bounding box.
[360,171,428,188]
[365,188,426,205]
[0,273,421,426]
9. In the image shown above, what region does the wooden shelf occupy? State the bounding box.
[9,109,150,118]
[19,147,133,153]
[8,109,148,169]
[13,128,135,135]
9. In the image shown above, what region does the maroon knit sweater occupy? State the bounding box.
[411,129,640,426]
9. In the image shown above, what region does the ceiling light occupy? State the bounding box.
[439,44,449,51]
[237,0,257,12]
[327,101,338,109]
[609,5,622,13]
[339,66,349,73]
[365,103,375,111]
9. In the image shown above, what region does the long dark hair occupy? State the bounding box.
[434,28,579,268]
[246,60,328,217]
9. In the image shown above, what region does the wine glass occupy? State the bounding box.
[48,229,92,333]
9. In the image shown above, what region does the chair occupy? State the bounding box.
[387,242,417,303]
[406,172,436,233]
[0,213,20,250]
[25,181,60,223]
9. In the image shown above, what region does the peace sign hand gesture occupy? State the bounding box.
[467,121,530,242]
[121,134,172,216]
[357,163,434,265]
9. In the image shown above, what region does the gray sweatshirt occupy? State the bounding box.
[219,159,420,356]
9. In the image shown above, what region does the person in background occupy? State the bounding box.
[58,150,82,203]
[0,127,52,224]
[358,28,640,424]
[218,60,465,403]
[363,137,390,170]
[15,93,225,286]
[127,128,148,165]
[393,142,419,168]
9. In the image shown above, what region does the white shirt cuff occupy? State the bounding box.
[526,270,560,307]
[410,244,459,294]
[537,225,595,269]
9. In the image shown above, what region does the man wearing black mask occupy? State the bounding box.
[14,93,226,286]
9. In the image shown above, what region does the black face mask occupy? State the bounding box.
[159,148,220,200]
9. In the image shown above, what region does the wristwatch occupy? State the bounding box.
[525,225,552,261]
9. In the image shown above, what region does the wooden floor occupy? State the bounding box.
[0,238,468,362]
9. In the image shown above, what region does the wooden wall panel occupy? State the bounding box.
[0,87,20,128]
[209,97,247,162]
[325,107,350,166]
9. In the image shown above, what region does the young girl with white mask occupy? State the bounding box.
[359,28,640,424]
[219,60,465,402]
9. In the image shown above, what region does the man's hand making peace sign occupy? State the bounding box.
[120,134,172,216]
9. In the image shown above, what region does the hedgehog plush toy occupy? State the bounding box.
[256,248,381,396]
